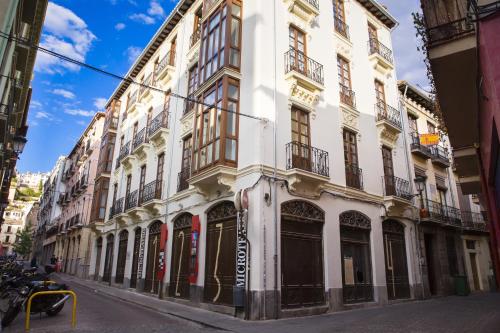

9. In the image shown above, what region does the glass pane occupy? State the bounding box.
[232,4,241,17]
[225,139,236,160]
[214,139,220,161]
[230,49,239,67]
[228,84,239,99]
[227,102,237,136]
[207,143,213,164]
[231,18,239,46]
[216,106,222,138]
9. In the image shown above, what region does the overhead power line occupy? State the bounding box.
[0,31,265,122]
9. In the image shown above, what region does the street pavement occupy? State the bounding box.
[4,274,500,333]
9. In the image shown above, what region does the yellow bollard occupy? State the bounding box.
[25,290,77,331]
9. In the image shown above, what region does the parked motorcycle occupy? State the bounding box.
[1,264,71,328]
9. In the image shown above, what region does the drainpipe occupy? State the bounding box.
[272,0,279,320]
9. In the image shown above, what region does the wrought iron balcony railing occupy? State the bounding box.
[368,38,394,64]
[132,128,147,151]
[334,18,349,40]
[126,90,138,111]
[148,111,169,137]
[139,73,153,96]
[125,190,138,211]
[305,0,319,10]
[410,134,432,156]
[339,84,356,108]
[345,163,363,190]
[285,141,329,177]
[426,18,474,47]
[284,50,324,85]
[140,180,162,205]
[154,51,175,79]
[110,198,124,218]
[190,29,201,48]
[375,100,402,129]
[462,211,488,232]
[421,199,461,227]
[177,167,191,192]
[382,176,411,200]
[118,141,131,161]
[430,145,450,165]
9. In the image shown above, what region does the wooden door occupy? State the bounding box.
[343,129,360,188]
[383,221,410,300]
[145,222,162,293]
[382,146,395,196]
[94,238,102,281]
[337,56,353,106]
[170,37,177,65]
[375,80,386,115]
[424,234,437,295]
[340,226,373,303]
[169,214,192,299]
[368,23,378,52]
[103,235,114,283]
[469,253,480,291]
[156,153,165,198]
[289,26,307,75]
[115,231,128,284]
[130,228,141,289]
[281,201,325,309]
[204,202,237,306]
[291,108,311,171]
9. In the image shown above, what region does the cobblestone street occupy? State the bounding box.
[5,274,500,333]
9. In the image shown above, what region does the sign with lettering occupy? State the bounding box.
[235,209,248,288]
[137,228,146,279]
[419,133,440,146]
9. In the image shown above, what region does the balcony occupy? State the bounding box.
[190,29,201,49]
[339,84,356,109]
[382,175,412,215]
[430,145,451,168]
[177,168,190,193]
[334,19,350,41]
[148,111,169,148]
[368,38,394,73]
[345,163,363,190]
[139,180,163,215]
[284,50,324,107]
[188,165,237,198]
[283,0,320,25]
[132,128,151,161]
[461,211,488,234]
[125,190,139,212]
[285,141,329,197]
[109,197,124,220]
[427,18,474,49]
[118,141,135,170]
[154,51,175,86]
[126,90,138,115]
[375,101,402,147]
[420,199,461,228]
[410,134,432,159]
[139,73,154,103]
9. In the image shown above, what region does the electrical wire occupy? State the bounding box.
[0,31,265,122]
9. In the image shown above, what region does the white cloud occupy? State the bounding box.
[93,98,107,110]
[30,100,42,109]
[76,120,87,126]
[35,111,51,119]
[129,13,155,25]
[148,1,165,18]
[125,46,142,64]
[35,2,96,74]
[115,22,126,31]
[51,88,75,99]
[129,1,165,25]
[64,109,96,117]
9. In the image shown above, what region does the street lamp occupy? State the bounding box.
[414,176,426,216]
[12,135,27,155]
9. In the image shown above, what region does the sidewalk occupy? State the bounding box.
[56,274,248,332]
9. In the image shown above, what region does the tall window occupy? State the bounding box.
[156,153,165,197]
[374,80,386,104]
[112,183,118,206]
[343,129,361,189]
[289,25,306,74]
[170,37,177,66]
[126,175,132,198]
[368,22,378,41]
[91,179,109,220]
[192,77,240,173]
[146,108,153,132]
[382,146,395,195]
[229,2,242,67]
[185,65,199,114]
[333,0,348,38]
[408,114,418,134]
[337,55,353,106]
[139,165,146,202]
[427,121,436,134]
[291,107,311,171]
[182,136,192,172]
[133,122,138,140]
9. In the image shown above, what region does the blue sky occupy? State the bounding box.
[18,0,428,173]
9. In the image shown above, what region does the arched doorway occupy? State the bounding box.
[383,220,410,300]
[130,228,141,289]
[115,230,129,284]
[103,234,115,283]
[144,221,162,293]
[169,213,193,298]
[204,201,237,305]
[281,200,325,308]
[339,211,373,304]
[94,237,102,281]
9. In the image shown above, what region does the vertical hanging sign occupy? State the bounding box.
[188,215,201,284]
[157,224,168,281]
[235,209,248,289]
[138,228,146,279]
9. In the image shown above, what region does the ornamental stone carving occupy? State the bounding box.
[339,210,371,229]
[207,201,237,223]
[281,200,325,223]
[173,213,193,230]
[290,83,320,107]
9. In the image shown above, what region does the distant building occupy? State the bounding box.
[0,200,33,256]
[17,172,49,191]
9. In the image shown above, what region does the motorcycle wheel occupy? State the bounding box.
[1,303,21,328]
[46,303,64,316]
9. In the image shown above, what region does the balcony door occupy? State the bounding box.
[337,55,353,106]
[375,80,386,113]
[156,153,165,198]
[139,165,146,203]
[343,129,360,189]
[170,37,177,65]
[289,26,307,75]
[291,107,311,172]
[368,22,378,52]
[383,220,410,300]
[382,146,395,196]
